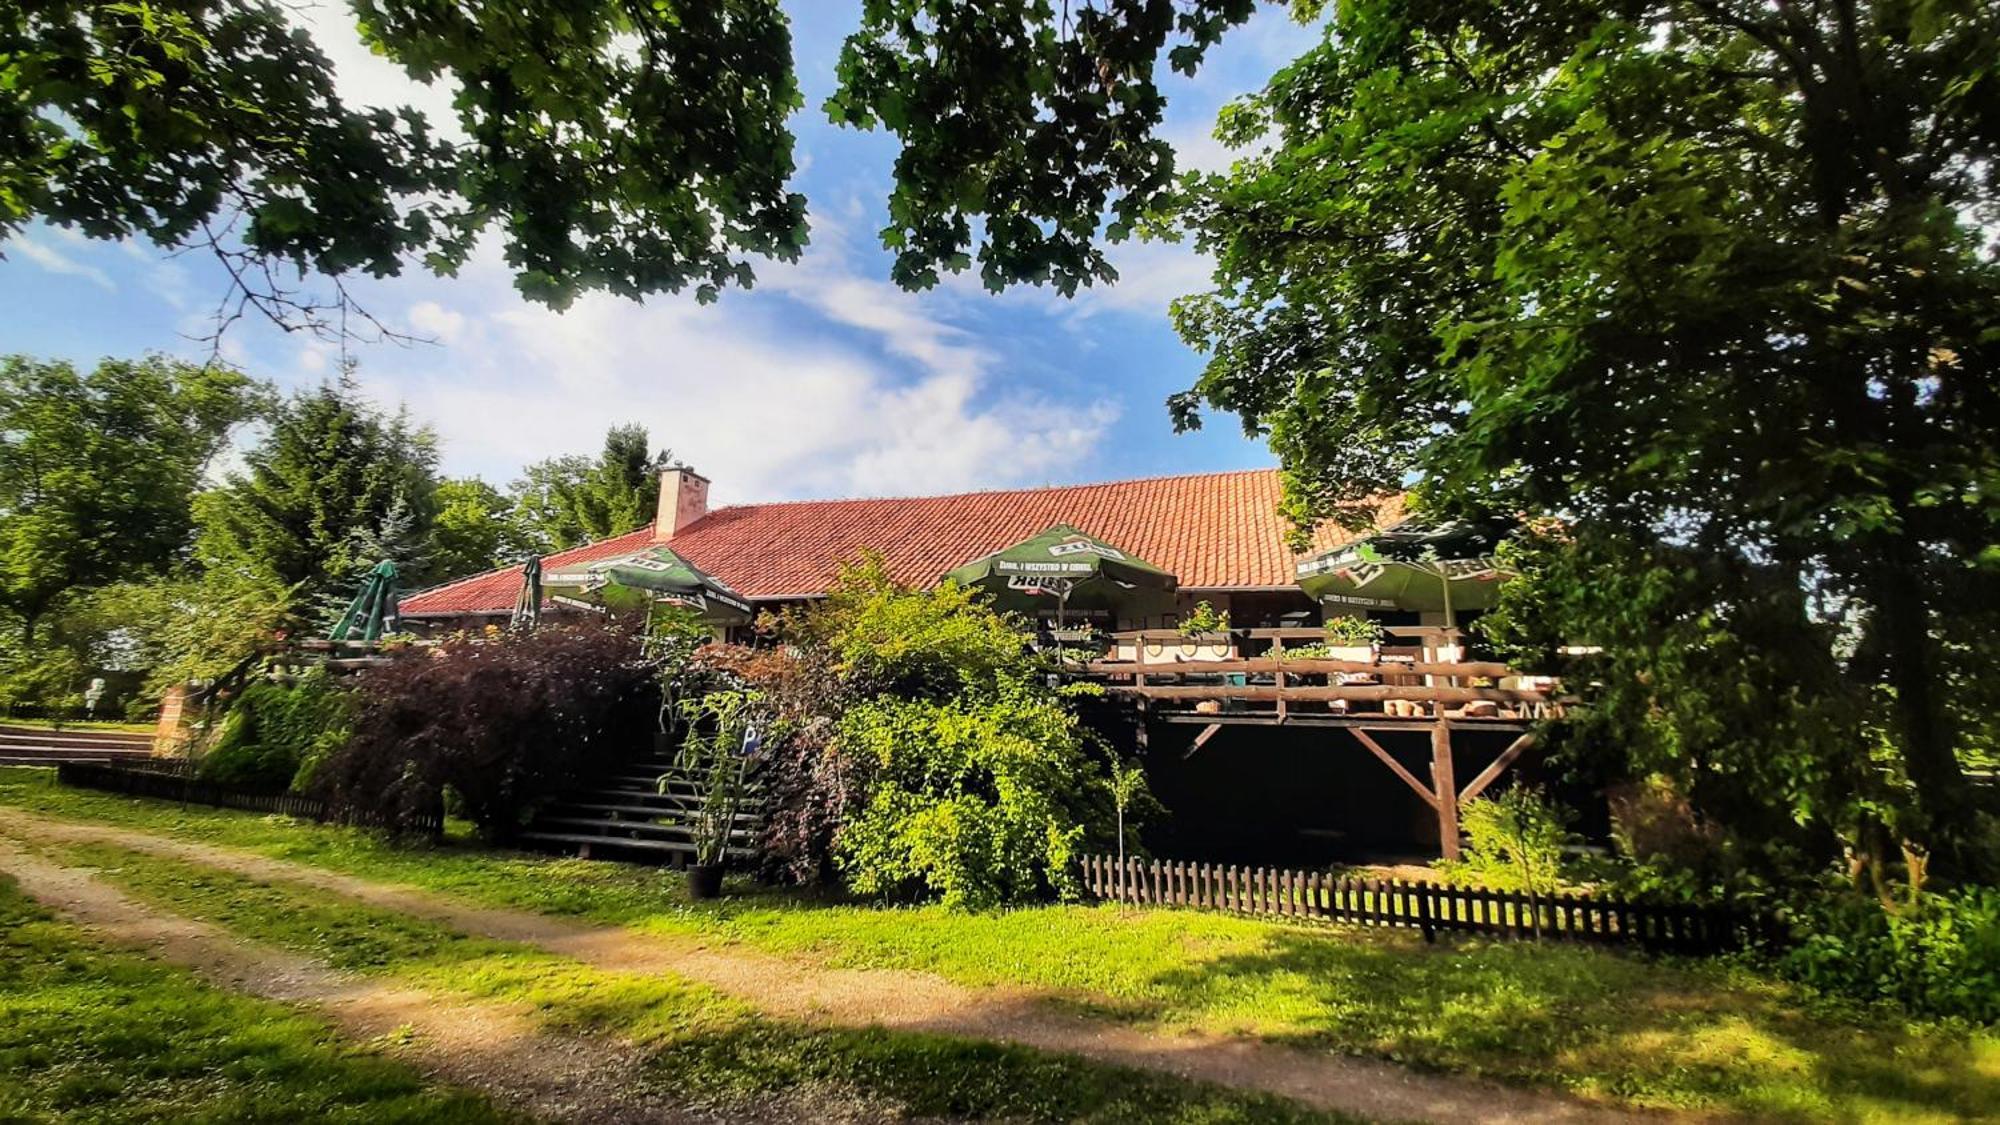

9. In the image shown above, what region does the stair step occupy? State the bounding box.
[552,796,768,812]
[530,816,760,842]
[514,831,755,863]
[0,732,153,751]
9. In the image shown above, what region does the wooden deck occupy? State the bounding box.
[1073,628,1566,860]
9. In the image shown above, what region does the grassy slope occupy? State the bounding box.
[0,873,514,1125]
[3,768,1997,1120]
[45,838,1352,1125]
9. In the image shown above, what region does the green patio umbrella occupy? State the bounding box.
[543,546,753,626]
[329,560,400,642]
[944,524,1177,633]
[1296,517,1514,629]
[509,555,543,631]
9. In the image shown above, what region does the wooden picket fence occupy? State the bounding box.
[55,761,441,835]
[1080,854,1764,954]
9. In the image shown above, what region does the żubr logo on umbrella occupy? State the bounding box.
[1048,534,1126,561]
[1006,574,1077,597]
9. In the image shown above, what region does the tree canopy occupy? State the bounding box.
[1172,0,2000,866]
[194,374,439,607]
[509,424,671,552]
[4,0,1261,330]
[0,354,265,641]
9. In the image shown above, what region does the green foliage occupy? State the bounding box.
[0,355,266,643]
[1177,600,1230,636]
[827,0,1257,294]
[1440,787,1580,896]
[194,373,439,611]
[428,478,534,582]
[509,425,672,552]
[78,567,292,698]
[198,668,352,792]
[3,0,807,317]
[1174,1,2000,870]
[1782,887,2000,1024]
[835,686,1108,909]
[1320,615,1382,647]
[823,557,1036,698]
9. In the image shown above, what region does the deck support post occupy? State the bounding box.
[1431,719,1460,860]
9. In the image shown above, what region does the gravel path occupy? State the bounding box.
[0,807,1676,1125]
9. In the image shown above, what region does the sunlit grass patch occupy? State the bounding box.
[0,872,514,1124]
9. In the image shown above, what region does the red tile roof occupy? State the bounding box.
[401,468,1393,617]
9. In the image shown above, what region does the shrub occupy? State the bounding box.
[1440,786,1580,895]
[1321,615,1384,647]
[818,555,1037,698]
[688,642,859,885]
[1780,886,2000,1023]
[198,668,350,792]
[1178,600,1230,635]
[314,617,659,838]
[834,687,1111,909]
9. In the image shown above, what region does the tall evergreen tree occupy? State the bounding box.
[194,373,439,611]
[510,424,672,552]
[0,354,266,643]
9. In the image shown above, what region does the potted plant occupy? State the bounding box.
[1175,600,1234,659]
[1320,615,1384,663]
[662,689,759,899]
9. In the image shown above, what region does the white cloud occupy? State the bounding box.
[326,228,1117,502]
[12,233,115,290]
[406,301,466,344]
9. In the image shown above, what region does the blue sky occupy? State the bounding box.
[0,2,1320,507]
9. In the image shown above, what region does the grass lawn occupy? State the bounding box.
[4,767,1998,1121]
[0,872,515,1124]
[38,837,1354,1125]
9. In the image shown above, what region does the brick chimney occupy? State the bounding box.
[655,465,710,541]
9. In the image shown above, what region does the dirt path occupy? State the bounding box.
[0,837,790,1124]
[0,808,1670,1125]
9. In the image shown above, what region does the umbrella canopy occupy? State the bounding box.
[1296,517,1514,625]
[944,524,1177,625]
[544,546,753,626]
[509,555,543,631]
[329,560,401,642]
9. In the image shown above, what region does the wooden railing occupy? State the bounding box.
[55,761,441,835]
[1080,854,1763,954]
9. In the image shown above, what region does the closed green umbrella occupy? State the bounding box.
[944,524,1177,634]
[544,546,753,626]
[1296,517,1513,629]
[509,555,543,631]
[329,560,400,642]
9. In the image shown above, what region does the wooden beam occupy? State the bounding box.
[1347,728,1438,810]
[1108,683,1551,705]
[1431,719,1461,861]
[1183,723,1224,758]
[1086,657,1521,679]
[1457,732,1537,804]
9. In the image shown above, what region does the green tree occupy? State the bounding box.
[0,354,265,644]
[429,478,532,581]
[6,0,1261,323]
[1171,0,2000,867]
[509,424,670,552]
[195,374,439,609]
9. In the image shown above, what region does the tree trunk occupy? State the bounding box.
[1871,551,1972,855]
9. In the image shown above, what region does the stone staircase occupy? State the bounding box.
[516,752,767,866]
[0,724,154,767]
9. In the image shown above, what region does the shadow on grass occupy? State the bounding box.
[1136,925,2000,1120]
